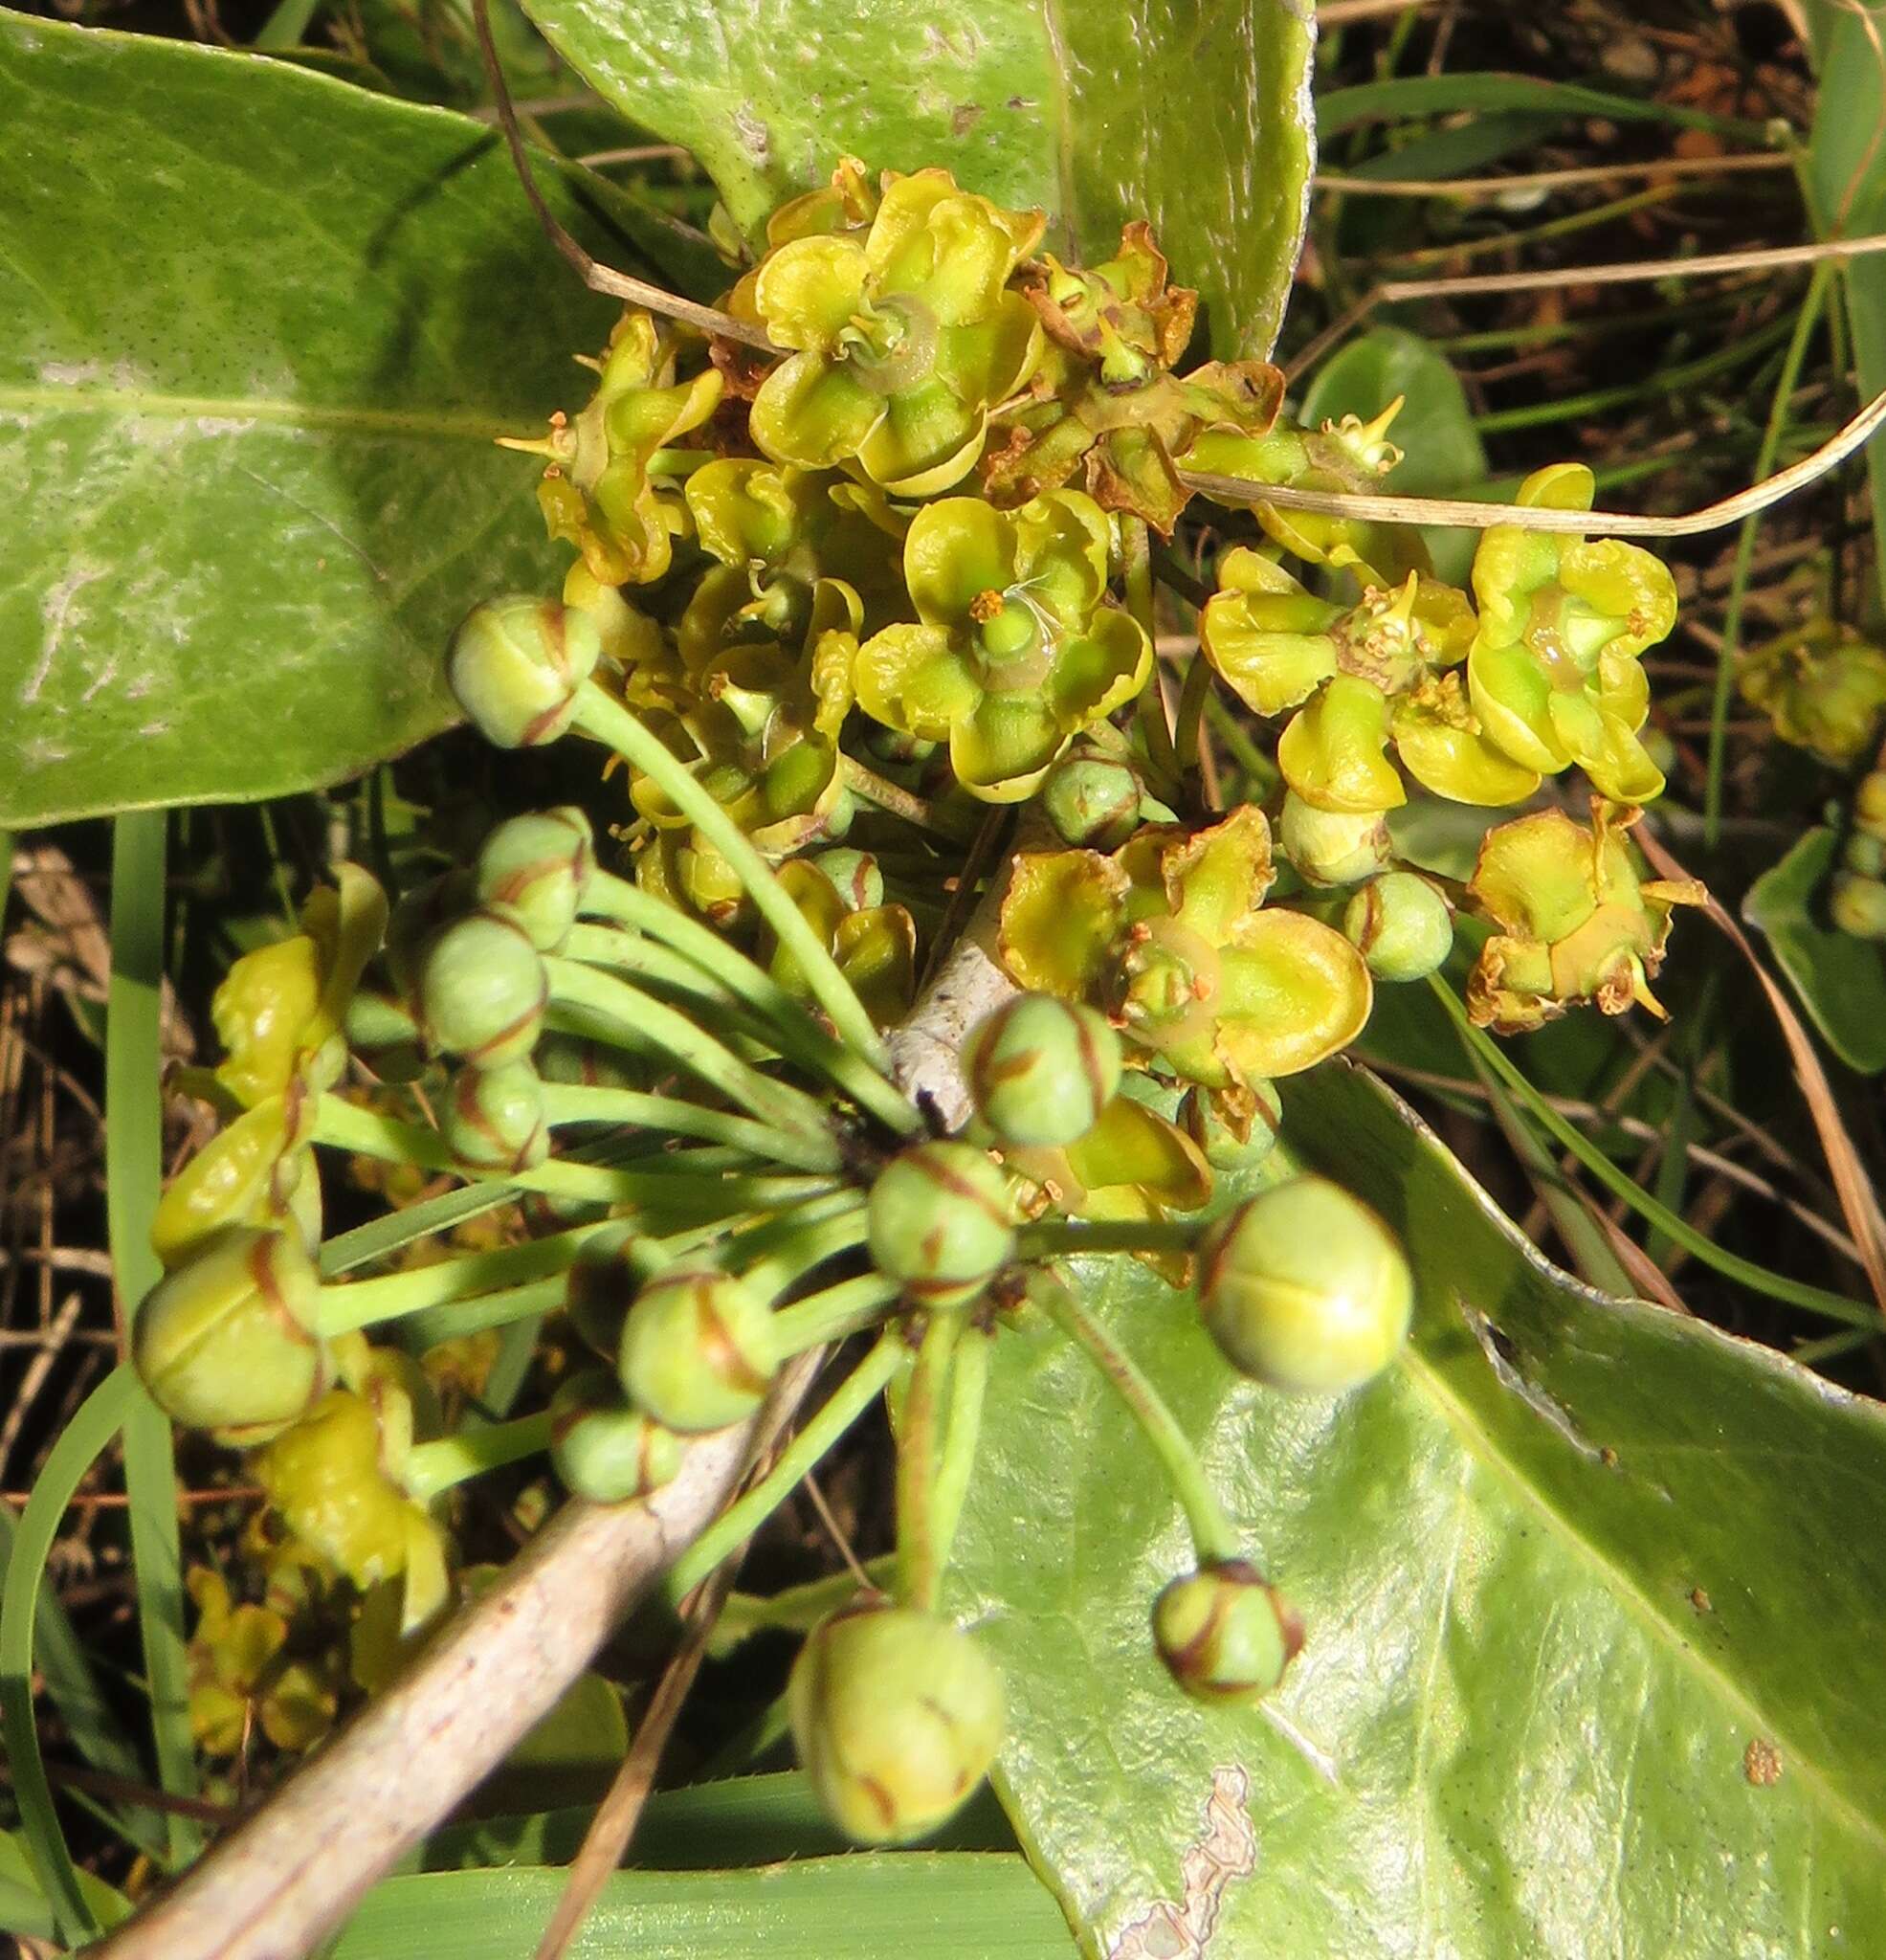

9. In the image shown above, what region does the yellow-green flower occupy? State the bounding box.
[1005,1087,1213,1284]
[516,309,722,587]
[1466,463,1675,804]
[255,1347,451,1637]
[984,224,1282,533]
[678,459,905,674]
[1465,802,1704,1033]
[997,805,1371,1088]
[1739,622,1886,765]
[747,168,1045,495]
[1183,403,1429,588]
[1200,554,1525,809]
[854,490,1152,801]
[773,858,917,1028]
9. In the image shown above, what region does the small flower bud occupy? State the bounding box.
[1196,1176,1411,1393]
[616,1266,779,1433]
[867,1142,1016,1309]
[788,1600,1006,1846]
[1278,792,1392,888]
[549,1369,683,1503]
[964,992,1122,1148]
[475,808,595,952]
[810,848,885,912]
[417,905,546,1068]
[1152,1559,1303,1703]
[1845,831,1886,880]
[448,596,601,749]
[1342,871,1453,982]
[1041,753,1144,850]
[1179,1080,1282,1171]
[1856,770,1886,839]
[442,1060,548,1173]
[134,1227,329,1435]
[1831,872,1886,941]
[384,868,476,1019]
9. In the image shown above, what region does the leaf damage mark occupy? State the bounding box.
[1744,1737,1783,1786]
[26,563,107,705]
[1461,1300,1606,1463]
[1107,1765,1256,1958]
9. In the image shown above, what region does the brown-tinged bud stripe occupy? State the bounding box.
[688,1274,774,1398]
[247,1235,318,1351]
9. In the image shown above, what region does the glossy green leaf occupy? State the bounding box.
[0,15,647,827]
[954,1062,1886,1956]
[1744,826,1886,1076]
[1299,326,1488,584]
[332,1854,1075,1958]
[515,0,1315,360]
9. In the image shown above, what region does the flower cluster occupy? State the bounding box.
[139,161,1706,1855]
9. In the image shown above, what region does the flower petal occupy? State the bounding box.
[751,352,884,471]
[753,235,871,352]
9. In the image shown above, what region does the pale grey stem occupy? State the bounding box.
[88,1360,821,1960]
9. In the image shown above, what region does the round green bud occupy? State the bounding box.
[616,1266,779,1433]
[442,1059,548,1173]
[1856,769,1886,839]
[417,904,546,1068]
[549,1369,684,1503]
[384,868,477,1018]
[1846,830,1886,880]
[1179,1080,1282,1172]
[475,808,595,952]
[1041,753,1144,851]
[866,1142,1016,1309]
[448,596,601,749]
[1342,872,1453,982]
[1831,871,1886,941]
[788,1600,1006,1846]
[1151,1559,1304,1704]
[133,1226,329,1435]
[1196,1176,1412,1393]
[1278,793,1393,888]
[963,993,1122,1148]
[810,848,885,912]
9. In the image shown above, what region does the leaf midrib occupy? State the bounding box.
[1401,1344,1886,1861]
[0,384,526,443]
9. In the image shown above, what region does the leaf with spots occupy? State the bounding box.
[0,16,685,826]
[952,1062,1886,1955]
[514,0,1317,360]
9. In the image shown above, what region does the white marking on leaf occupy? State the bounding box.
[1107,1765,1256,1959]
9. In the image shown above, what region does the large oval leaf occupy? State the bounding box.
[515,0,1316,360]
[0,17,671,828]
[952,1061,1886,1955]
[1744,827,1886,1077]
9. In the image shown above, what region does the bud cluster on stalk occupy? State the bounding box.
[136,157,1705,1851]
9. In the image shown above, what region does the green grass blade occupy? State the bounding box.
[0,1367,142,1943]
[1430,978,1875,1325]
[0,1504,166,1858]
[331,1853,1075,1959]
[105,811,201,1861]
[1316,73,1769,143]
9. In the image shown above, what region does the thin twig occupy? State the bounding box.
[1315,152,1792,199]
[531,1353,821,1959]
[1182,382,1886,537]
[1283,229,1886,380]
[87,1375,814,1960]
[466,0,773,350]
